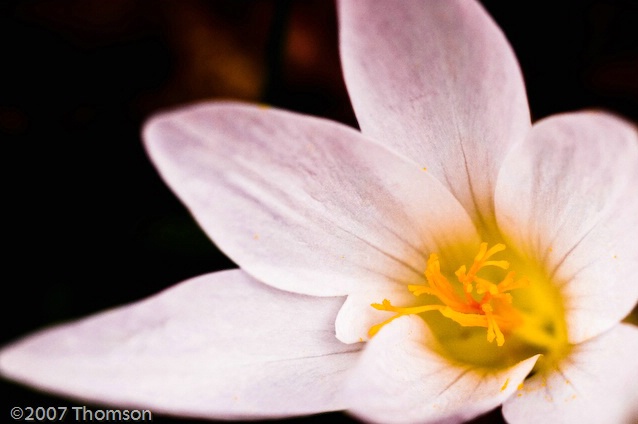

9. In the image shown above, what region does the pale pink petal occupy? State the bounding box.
[503,323,638,424]
[343,315,539,424]
[0,270,361,419]
[335,287,417,344]
[495,111,638,343]
[143,102,477,297]
[339,0,530,227]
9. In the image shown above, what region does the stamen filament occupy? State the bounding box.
[482,303,505,346]
[371,299,446,315]
[368,300,446,337]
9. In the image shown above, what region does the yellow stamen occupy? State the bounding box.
[367,300,446,337]
[482,303,505,346]
[369,243,528,346]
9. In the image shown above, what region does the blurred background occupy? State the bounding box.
[1,1,637,423]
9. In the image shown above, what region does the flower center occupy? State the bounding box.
[370,243,525,346]
[369,242,569,370]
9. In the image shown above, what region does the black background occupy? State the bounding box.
[2,1,637,423]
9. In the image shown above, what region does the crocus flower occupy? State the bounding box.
[2,0,637,423]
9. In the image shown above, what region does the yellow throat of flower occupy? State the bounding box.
[369,242,569,370]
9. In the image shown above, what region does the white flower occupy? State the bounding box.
[2,1,637,423]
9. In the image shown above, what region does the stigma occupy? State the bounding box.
[369,243,529,346]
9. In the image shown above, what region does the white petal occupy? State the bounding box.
[0,270,361,419]
[343,315,539,424]
[503,323,638,424]
[339,0,530,227]
[496,111,638,343]
[143,102,477,297]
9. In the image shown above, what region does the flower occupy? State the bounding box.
[2,0,638,423]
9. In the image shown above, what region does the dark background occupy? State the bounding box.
[2,1,637,423]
